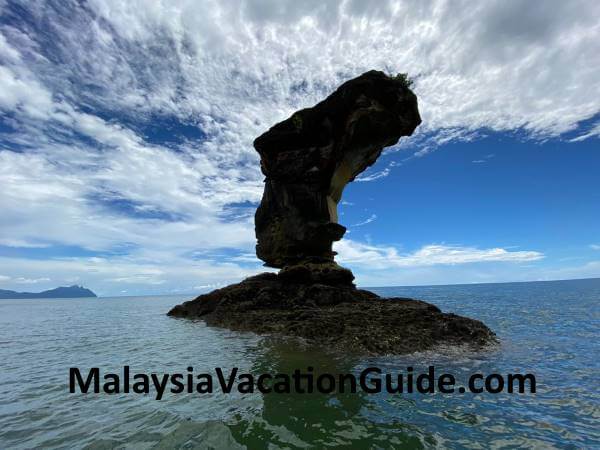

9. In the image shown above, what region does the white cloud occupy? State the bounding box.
[473,153,496,163]
[332,239,555,286]
[4,1,600,145]
[590,244,600,250]
[334,240,544,270]
[0,130,257,254]
[0,239,49,248]
[0,65,54,119]
[14,277,51,284]
[356,168,390,182]
[351,214,377,227]
[570,121,600,142]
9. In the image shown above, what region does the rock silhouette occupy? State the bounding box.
[169,71,496,355]
[254,70,421,279]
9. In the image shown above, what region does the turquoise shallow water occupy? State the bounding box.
[0,278,598,449]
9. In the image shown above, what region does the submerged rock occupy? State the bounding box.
[169,70,497,354]
[168,273,496,355]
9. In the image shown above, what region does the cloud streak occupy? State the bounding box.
[335,240,544,269]
[351,214,377,227]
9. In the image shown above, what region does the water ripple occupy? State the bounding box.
[0,279,599,448]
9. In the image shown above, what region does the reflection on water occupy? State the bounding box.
[226,340,430,449]
[0,278,599,448]
[152,339,432,449]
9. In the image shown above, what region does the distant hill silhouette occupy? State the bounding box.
[0,285,97,299]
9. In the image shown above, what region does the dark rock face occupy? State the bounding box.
[254,70,421,271]
[168,273,496,355]
[168,71,497,355]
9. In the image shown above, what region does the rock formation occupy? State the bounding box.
[168,272,495,355]
[254,70,421,283]
[168,70,496,355]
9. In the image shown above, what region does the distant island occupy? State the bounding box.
[0,285,97,299]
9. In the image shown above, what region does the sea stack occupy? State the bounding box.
[169,71,496,355]
[254,70,421,284]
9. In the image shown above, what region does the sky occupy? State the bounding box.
[0,0,599,296]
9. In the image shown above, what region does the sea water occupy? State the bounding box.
[0,278,598,448]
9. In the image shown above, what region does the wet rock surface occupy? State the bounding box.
[168,273,496,355]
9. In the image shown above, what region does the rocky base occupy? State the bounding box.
[168,273,497,355]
